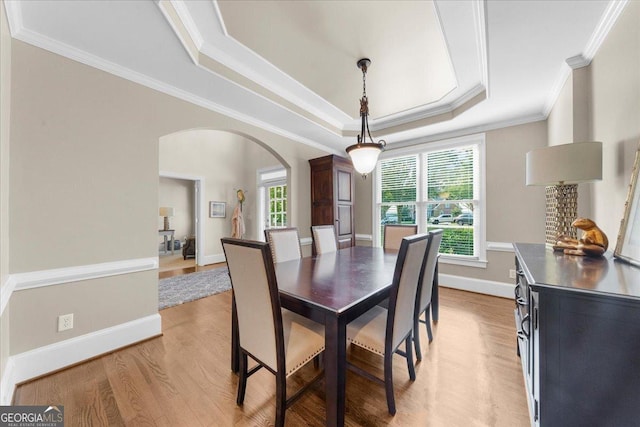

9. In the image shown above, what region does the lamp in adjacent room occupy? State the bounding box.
[526,141,602,246]
[159,207,175,231]
[346,58,386,178]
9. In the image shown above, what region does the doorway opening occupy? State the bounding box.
[158,172,205,273]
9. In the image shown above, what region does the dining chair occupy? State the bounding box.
[413,229,443,361]
[383,224,418,251]
[221,238,325,427]
[346,233,430,415]
[311,224,338,255]
[264,227,302,263]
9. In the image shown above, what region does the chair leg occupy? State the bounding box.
[275,371,287,427]
[405,337,416,381]
[413,312,422,362]
[384,352,396,415]
[236,352,248,405]
[425,305,433,343]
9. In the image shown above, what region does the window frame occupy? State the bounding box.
[373,133,487,268]
[257,167,288,238]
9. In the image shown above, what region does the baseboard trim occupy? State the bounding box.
[440,273,514,299]
[201,253,226,266]
[0,313,162,405]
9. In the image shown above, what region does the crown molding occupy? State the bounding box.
[543,0,628,119]
[388,111,546,150]
[163,0,489,140]
[8,18,337,155]
[582,0,629,61]
[566,54,590,70]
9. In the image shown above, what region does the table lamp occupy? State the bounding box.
[526,141,602,246]
[159,207,175,231]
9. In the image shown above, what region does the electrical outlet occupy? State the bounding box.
[509,269,517,279]
[58,313,74,332]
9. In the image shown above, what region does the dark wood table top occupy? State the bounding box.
[275,246,398,315]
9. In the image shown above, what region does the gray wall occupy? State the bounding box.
[0,0,12,382]
[548,0,640,242]
[6,39,326,358]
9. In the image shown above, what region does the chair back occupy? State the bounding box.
[386,233,430,350]
[264,227,302,263]
[384,224,418,251]
[222,238,282,372]
[417,229,443,313]
[311,225,338,254]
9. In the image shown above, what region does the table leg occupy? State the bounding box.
[171,231,175,255]
[432,261,439,323]
[163,235,168,255]
[325,315,346,427]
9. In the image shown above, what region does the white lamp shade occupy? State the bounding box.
[159,207,175,217]
[526,141,602,186]
[347,145,383,175]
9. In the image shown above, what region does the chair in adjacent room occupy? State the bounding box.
[182,236,196,260]
[311,224,338,255]
[221,238,325,427]
[346,233,430,415]
[264,227,303,263]
[383,224,418,251]
[413,229,443,361]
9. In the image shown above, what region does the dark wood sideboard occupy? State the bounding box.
[513,243,640,427]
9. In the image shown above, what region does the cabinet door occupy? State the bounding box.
[335,167,354,247]
[311,167,334,225]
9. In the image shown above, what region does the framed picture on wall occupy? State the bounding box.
[615,142,640,267]
[210,201,226,218]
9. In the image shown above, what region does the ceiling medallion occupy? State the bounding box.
[346,58,386,178]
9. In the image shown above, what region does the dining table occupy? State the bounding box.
[230,245,440,427]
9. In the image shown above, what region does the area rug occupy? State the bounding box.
[159,267,231,310]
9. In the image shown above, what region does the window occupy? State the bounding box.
[375,134,486,266]
[267,184,287,227]
[258,167,288,239]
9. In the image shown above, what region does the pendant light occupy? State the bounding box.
[346,58,386,178]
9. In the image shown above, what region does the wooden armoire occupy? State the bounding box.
[309,155,355,249]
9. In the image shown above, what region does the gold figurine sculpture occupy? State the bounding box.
[553,217,608,257]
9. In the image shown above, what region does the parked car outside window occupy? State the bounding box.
[429,214,453,224]
[454,212,474,225]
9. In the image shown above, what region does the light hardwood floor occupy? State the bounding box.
[14,281,530,426]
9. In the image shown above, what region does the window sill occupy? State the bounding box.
[438,256,488,269]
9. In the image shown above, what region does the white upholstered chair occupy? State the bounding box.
[264,227,302,263]
[221,238,325,427]
[346,233,430,415]
[383,224,418,251]
[413,229,443,361]
[311,224,338,255]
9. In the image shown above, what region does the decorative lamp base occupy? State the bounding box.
[163,217,170,231]
[545,184,578,246]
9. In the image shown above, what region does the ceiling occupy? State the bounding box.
[4,0,624,154]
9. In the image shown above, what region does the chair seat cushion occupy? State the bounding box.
[346,305,388,356]
[282,309,325,376]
